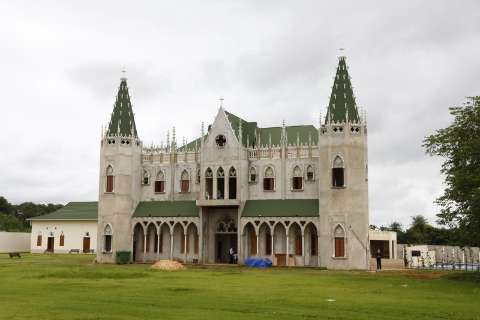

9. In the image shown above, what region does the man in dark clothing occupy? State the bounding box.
[376,249,382,271]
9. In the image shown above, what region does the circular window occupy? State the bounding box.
[215,135,226,147]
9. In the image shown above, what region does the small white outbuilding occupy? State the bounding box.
[28,202,97,254]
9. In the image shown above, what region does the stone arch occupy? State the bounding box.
[105,165,114,193]
[249,166,257,183]
[263,165,275,191]
[103,224,113,253]
[258,222,272,256]
[228,166,237,199]
[292,165,303,190]
[243,222,257,259]
[216,167,225,199]
[273,223,286,264]
[133,222,145,262]
[142,169,150,185]
[332,155,345,187]
[304,222,318,266]
[145,223,157,260]
[180,169,190,193]
[333,224,346,258]
[205,167,213,199]
[172,223,185,260]
[186,223,199,260]
[288,222,302,257]
[159,223,171,259]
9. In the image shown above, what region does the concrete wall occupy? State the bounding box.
[31,221,97,254]
[0,231,30,253]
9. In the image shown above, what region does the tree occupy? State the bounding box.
[423,96,480,246]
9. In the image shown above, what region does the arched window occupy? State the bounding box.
[332,156,345,187]
[263,166,275,191]
[196,168,201,184]
[249,167,257,183]
[155,170,165,193]
[306,165,314,182]
[334,225,345,257]
[292,166,303,191]
[205,168,213,199]
[142,169,150,185]
[180,170,190,193]
[36,232,42,247]
[228,167,237,199]
[104,224,113,253]
[217,167,225,199]
[59,232,65,246]
[106,165,114,193]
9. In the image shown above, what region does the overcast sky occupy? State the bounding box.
[1,1,479,228]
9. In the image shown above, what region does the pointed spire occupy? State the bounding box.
[172,127,176,150]
[166,130,170,151]
[106,77,139,138]
[238,118,243,145]
[325,56,360,124]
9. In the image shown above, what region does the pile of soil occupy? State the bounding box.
[151,260,186,271]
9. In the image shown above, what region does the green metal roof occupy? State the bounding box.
[107,78,138,138]
[133,201,198,217]
[29,202,98,221]
[325,56,360,124]
[242,199,319,217]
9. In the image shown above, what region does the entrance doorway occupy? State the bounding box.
[47,237,54,252]
[215,217,237,263]
[83,237,91,253]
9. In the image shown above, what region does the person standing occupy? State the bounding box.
[229,247,234,264]
[376,249,382,271]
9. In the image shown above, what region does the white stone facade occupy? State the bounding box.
[96,57,370,269]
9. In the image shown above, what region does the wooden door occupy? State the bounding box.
[83,237,91,253]
[47,237,54,252]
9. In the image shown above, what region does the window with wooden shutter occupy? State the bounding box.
[106,175,114,192]
[180,170,189,193]
[37,235,42,246]
[194,234,199,254]
[335,237,345,257]
[180,234,185,254]
[250,232,257,255]
[295,235,302,255]
[265,233,272,255]
[332,156,345,187]
[311,234,317,256]
[60,234,65,246]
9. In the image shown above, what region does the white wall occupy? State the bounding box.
[31,220,97,254]
[0,231,30,253]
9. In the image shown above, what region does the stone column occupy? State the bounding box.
[256,233,259,256]
[286,234,289,267]
[225,176,229,200]
[157,229,161,260]
[271,233,274,263]
[317,235,321,267]
[143,234,147,263]
[302,234,306,266]
[170,233,174,260]
[184,233,188,263]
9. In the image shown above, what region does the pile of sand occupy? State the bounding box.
[151,260,186,271]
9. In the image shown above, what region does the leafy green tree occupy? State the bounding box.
[0,213,27,232]
[0,196,13,215]
[423,96,480,246]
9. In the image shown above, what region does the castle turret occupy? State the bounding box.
[318,56,369,269]
[97,76,142,263]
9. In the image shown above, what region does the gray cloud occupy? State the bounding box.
[1,0,479,227]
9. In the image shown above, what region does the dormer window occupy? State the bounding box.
[215,135,226,147]
[142,169,150,185]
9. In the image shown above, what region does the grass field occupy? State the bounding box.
[0,254,479,320]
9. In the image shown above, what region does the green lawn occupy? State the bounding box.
[0,254,479,320]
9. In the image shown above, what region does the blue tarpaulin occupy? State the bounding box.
[244,257,273,268]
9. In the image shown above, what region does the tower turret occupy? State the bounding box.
[97,76,142,263]
[318,56,369,270]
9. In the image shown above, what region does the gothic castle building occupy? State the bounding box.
[96,56,369,269]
